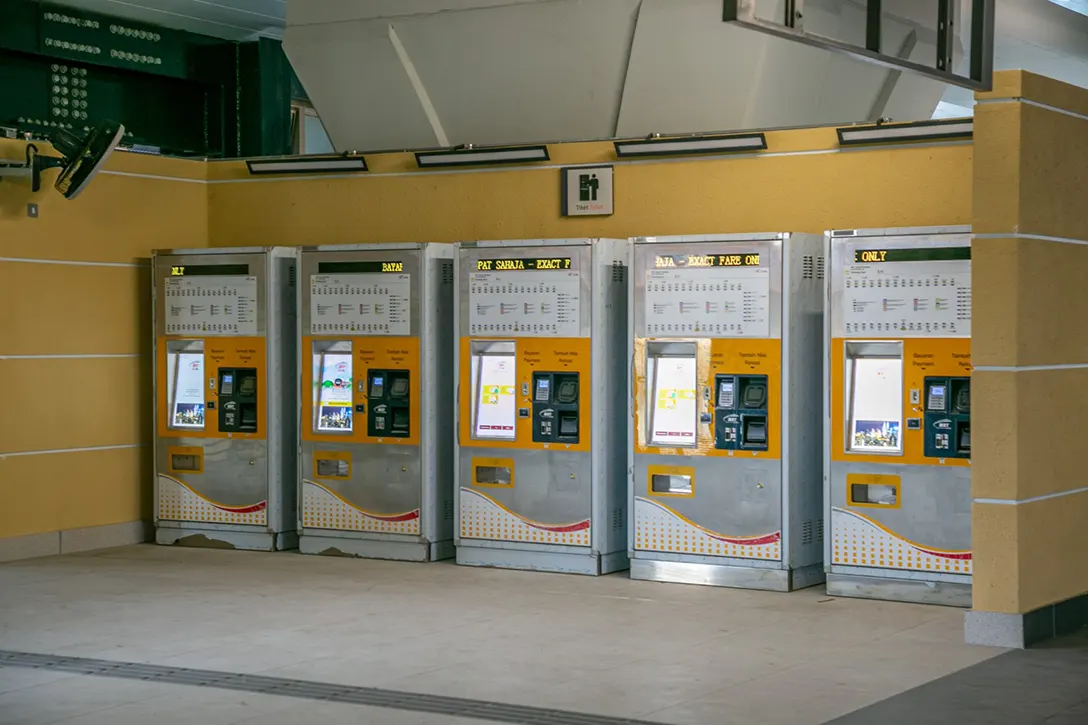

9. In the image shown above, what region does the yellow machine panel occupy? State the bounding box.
[301,336,422,447]
[632,337,783,459]
[457,337,592,453]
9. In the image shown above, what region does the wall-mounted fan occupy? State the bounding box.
[0,120,125,200]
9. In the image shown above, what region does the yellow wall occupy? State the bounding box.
[971,71,1088,614]
[1,115,976,557]
[208,127,972,246]
[0,140,207,550]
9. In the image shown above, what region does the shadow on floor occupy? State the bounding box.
[825,629,1088,725]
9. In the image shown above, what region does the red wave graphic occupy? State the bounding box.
[530,520,591,533]
[706,531,781,546]
[212,501,267,514]
[365,510,420,523]
[916,548,972,561]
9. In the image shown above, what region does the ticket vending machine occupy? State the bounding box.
[298,243,455,561]
[455,239,629,575]
[825,226,973,606]
[629,234,825,591]
[153,247,297,550]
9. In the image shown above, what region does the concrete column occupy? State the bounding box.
[966,70,1088,647]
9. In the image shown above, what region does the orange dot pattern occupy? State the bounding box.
[459,488,591,547]
[831,507,972,575]
[157,475,266,526]
[301,481,420,535]
[633,497,781,560]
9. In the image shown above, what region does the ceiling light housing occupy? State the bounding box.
[614,133,768,159]
[415,145,550,169]
[836,119,974,147]
[246,155,368,175]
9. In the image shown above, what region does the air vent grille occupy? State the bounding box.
[816,256,825,280]
[611,262,625,283]
[443,500,454,521]
[612,506,625,531]
[801,519,814,545]
[288,264,296,287]
[441,261,454,285]
[816,518,824,542]
[802,255,815,280]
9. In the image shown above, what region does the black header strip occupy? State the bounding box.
[169,264,249,277]
[854,247,971,263]
[318,261,405,274]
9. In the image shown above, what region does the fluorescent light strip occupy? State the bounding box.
[838,120,973,145]
[415,147,550,168]
[614,134,767,158]
[246,158,368,175]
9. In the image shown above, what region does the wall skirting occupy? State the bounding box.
[965,595,1088,648]
[0,521,152,563]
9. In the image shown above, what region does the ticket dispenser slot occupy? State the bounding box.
[367,369,410,438]
[532,372,580,444]
[218,368,258,432]
[924,376,971,459]
[714,374,769,451]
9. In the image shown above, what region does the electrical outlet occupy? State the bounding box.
[27,203,39,218]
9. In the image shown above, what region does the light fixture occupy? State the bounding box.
[836,119,973,146]
[245,155,368,175]
[414,145,550,168]
[613,133,767,159]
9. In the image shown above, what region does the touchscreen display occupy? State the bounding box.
[171,353,205,429]
[316,353,353,432]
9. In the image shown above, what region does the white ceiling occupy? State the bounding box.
[47,0,1088,144]
[50,0,285,40]
[282,0,962,151]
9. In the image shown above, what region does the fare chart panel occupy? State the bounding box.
[841,247,971,337]
[310,273,411,336]
[468,260,582,337]
[164,276,258,336]
[644,262,771,337]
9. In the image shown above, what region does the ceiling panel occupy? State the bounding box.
[392,0,642,146]
[284,20,438,150]
[50,0,285,39]
[286,0,967,151]
[615,0,761,136]
[288,0,546,27]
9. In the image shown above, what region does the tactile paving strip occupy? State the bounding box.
[0,650,663,725]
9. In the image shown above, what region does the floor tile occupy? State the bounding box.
[6,544,1064,725]
[0,667,81,696]
[0,674,173,725]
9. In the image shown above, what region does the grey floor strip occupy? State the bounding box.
[822,629,1088,725]
[0,650,662,725]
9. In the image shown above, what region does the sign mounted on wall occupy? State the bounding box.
[561,165,614,217]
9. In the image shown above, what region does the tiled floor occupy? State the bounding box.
[0,545,1035,724]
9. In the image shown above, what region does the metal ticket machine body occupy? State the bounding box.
[825,226,973,606]
[153,247,298,551]
[629,233,825,591]
[297,243,455,561]
[454,239,629,575]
